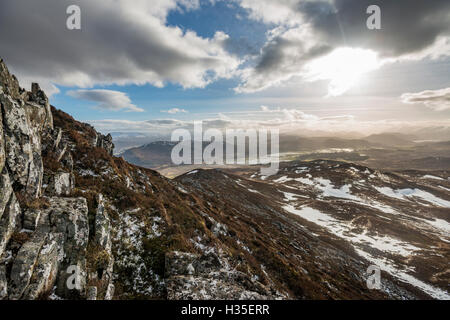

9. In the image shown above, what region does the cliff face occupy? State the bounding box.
[0,60,53,198]
[0,58,91,299]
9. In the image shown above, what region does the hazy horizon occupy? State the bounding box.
[1,0,449,140]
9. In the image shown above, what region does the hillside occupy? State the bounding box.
[0,58,449,300]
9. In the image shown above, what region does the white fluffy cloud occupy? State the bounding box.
[401,87,450,111]
[235,0,304,25]
[68,89,144,112]
[161,108,189,114]
[0,0,240,95]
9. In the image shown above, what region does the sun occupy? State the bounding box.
[305,47,381,96]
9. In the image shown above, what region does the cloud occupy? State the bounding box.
[259,106,318,120]
[0,0,240,95]
[235,25,334,93]
[89,107,326,134]
[89,111,450,140]
[235,0,303,25]
[2,0,448,98]
[234,0,450,94]
[401,87,450,111]
[282,109,319,121]
[68,89,144,112]
[237,0,450,56]
[161,108,188,114]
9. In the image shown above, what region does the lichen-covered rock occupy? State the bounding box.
[9,232,48,299]
[0,265,7,299]
[34,197,90,299]
[95,194,112,252]
[167,276,273,300]
[1,95,35,188]
[86,194,114,299]
[22,233,64,300]
[0,60,53,198]
[25,83,53,131]
[23,208,42,231]
[104,283,115,300]
[165,251,280,300]
[41,127,61,154]
[16,197,90,300]
[0,192,20,258]
[54,128,62,150]
[87,286,97,300]
[0,106,5,175]
[96,133,114,155]
[0,168,13,222]
[0,92,46,198]
[0,58,22,100]
[47,172,74,196]
[41,127,74,173]
[165,252,222,277]
[17,197,90,299]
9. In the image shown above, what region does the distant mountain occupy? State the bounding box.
[279,135,375,152]
[364,132,416,147]
[121,135,378,169]
[120,141,178,168]
[411,126,450,141]
[110,132,170,155]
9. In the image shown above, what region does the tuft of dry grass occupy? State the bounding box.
[15,193,50,211]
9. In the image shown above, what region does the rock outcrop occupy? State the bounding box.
[0,59,90,300]
[7,197,89,300]
[0,58,126,300]
[0,188,20,259]
[0,59,53,198]
[46,172,75,196]
[95,133,114,156]
[165,251,281,300]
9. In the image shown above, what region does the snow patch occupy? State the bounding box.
[375,187,450,208]
[283,205,419,257]
[421,175,444,181]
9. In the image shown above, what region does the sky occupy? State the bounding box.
[1,0,450,138]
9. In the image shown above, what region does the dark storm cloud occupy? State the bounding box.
[255,35,332,73]
[300,0,450,57]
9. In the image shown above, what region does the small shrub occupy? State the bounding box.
[11,231,31,245]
